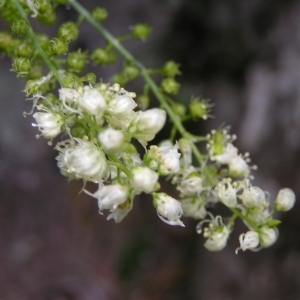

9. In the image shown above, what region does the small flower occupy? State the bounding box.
[181,197,207,219]
[239,186,266,208]
[131,166,159,194]
[107,93,137,116]
[131,108,166,144]
[275,188,296,212]
[157,141,181,175]
[259,226,279,248]
[32,111,63,139]
[215,179,238,208]
[78,87,106,116]
[177,175,203,196]
[197,215,230,251]
[236,231,259,253]
[98,128,124,151]
[85,183,128,212]
[56,139,109,181]
[107,201,133,223]
[228,155,250,177]
[153,192,184,226]
[210,143,238,164]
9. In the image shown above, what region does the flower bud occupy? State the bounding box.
[98,128,124,151]
[228,155,250,177]
[161,60,181,77]
[203,224,230,252]
[11,19,29,36]
[157,142,181,175]
[131,23,151,40]
[91,48,116,65]
[66,51,87,73]
[132,108,166,143]
[160,78,180,95]
[88,183,128,211]
[259,226,278,248]
[275,188,296,212]
[11,58,31,77]
[59,140,109,180]
[57,22,78,42]
[177,175,202,196]
[153,193,184,226]
[131,166,159,194]
[189,98,212,120]
[32,111,63,139]
[91,7,108,22]
[50,38,68,55]
[108,94,137,116]
[78,87,106,116]
[237,231,259,252]
[240,186,266,208]
[215,179,238,208]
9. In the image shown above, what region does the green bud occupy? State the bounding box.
[66,50,87,73]
[37,8,56,25]
[137,94,150,110]
[189,98,212,120]
[91,48,117,65]
[160,78,180,95]
[57,22,79,42]
[11,19,29,36]
[171,102,186,117]
[123,65,139,81]
[0,32,13,50]
[0,1,18,23]
[161,60,181,77]
[15,42,34,57]
[11,58,31,77]
[71,125,88,139]
[91,7,108,22]
[35,0,51,14]
[266,219,281,228]
[50,38,68,55]
[131,23,151,40]
[81,72,96,84]
[62,73,82,89]
[28,62,44,79]
[44,93,58,105]
[36,34,50,51]
[111,73,127,86]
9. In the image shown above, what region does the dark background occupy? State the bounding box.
[1,0,300,299]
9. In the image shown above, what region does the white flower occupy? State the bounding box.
[275,188,296,212]
[203,224,230,252]
[98,128,124,151]
[32,112,63,139]
[86,183,128,211]
[107,94,137,115]
[236,231,259,253]
[181,197,207,219]
[158,142,181,175]
[259,226,279,248]
[78,87,106,116]
[215,179,238,208]
[131,108,166,143]
[153,193,184,226]
[56,139,109,181]
[107,201,133,223]
[228,155,250,177]
[59,88,80,103]
[239,186,266,208]
[211,143,238,164]
[131,166,159,194]
[177,176,203,196]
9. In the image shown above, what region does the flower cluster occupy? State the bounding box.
[1,0,296,253]
[28,81,185,225]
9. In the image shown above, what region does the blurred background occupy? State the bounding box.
[1,0,300,299]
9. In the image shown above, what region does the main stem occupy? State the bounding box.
[70,1,205,166]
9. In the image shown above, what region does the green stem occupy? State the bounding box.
[12,0,64,86]
[70,1,205,165]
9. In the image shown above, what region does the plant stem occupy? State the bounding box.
[12,0,64,86]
